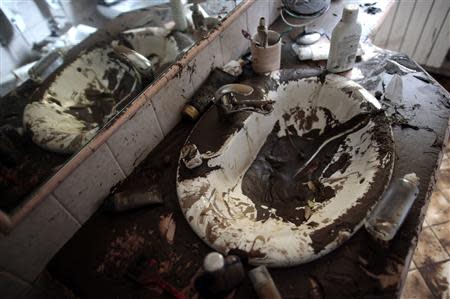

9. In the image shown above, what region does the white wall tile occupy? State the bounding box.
[1,1,46,29]
[219,11,249,64]
[246,0,270,37]
[187,37,225,91]
[22,21,51,45]
[6,28,31,65]
[268,0,282,25]
[0,195,80,282]
[0,271,30,299]
[151,67,195,135]
[0,47,16,75]
[53,143,126,223]
[107,101,164,175]
[59,0,108,28]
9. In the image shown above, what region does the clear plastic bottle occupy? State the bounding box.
[249,266,282,299]
[365,173,420,241]
[327,4,362,73]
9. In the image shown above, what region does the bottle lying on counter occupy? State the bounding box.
[182,60,245,121]
[365,173,420,242]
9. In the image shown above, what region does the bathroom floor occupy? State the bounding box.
[401,74,450,299]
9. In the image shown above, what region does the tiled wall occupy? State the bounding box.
[0,1,281,297]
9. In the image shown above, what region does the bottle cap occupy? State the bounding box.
[403,173,419,186]
[182,104,200,120]
[203,252,225,273]
[342,4,359,23]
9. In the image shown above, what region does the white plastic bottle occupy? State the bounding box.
[327,4,362,73]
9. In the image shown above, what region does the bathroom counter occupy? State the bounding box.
[48,5,450,299]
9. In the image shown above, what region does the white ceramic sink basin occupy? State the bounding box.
[176,72,394,267]
[120,27,180,69]
[23,26,185,154]
[23,45,140,154]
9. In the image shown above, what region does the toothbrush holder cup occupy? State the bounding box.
[250,30,281,74]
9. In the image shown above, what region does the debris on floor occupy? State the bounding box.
[96,226,146,274]
[159,213,176,245]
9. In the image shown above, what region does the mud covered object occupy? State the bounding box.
[177,72,394,267]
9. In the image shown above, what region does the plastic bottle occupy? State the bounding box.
[365,173,420,241]
[326,4,362,73]
[249,266,282,299]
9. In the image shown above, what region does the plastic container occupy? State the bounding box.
[28,50,65,83]
[365,173,420,241]
[326,4,362,73]
[292,42,330,61]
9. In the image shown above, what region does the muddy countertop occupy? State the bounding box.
[48,27,450,299]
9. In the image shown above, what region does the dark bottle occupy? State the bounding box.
[182,68,236,121]
[195,252,245,298]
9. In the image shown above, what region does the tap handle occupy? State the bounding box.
[214,84,254,103]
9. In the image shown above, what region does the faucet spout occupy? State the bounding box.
[111,42,154,80]
[214,84,274,117]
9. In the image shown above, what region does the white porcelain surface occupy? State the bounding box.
[246,0,270,36]
[121,27,180,67]
[177,73,394,267]
[0,195,80,282]
[151,67,195,135]
[107,101,164,175]
[23,46,140,154]
[187,37,225,91]
[53,143,126,223]
[219,11,249,64]
[268,0,282,24]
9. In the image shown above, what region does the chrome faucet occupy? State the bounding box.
[214,84,274,116]
[111,41,154,80]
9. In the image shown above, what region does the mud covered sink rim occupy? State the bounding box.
[176,71,394,267]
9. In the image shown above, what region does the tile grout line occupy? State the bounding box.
[50,194,82,226]
[415,266,438,299]
[429,221,450,258]
[105,142,127,179]
[416,259,450,299]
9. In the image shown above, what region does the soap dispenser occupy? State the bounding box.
[326,4,361,73]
